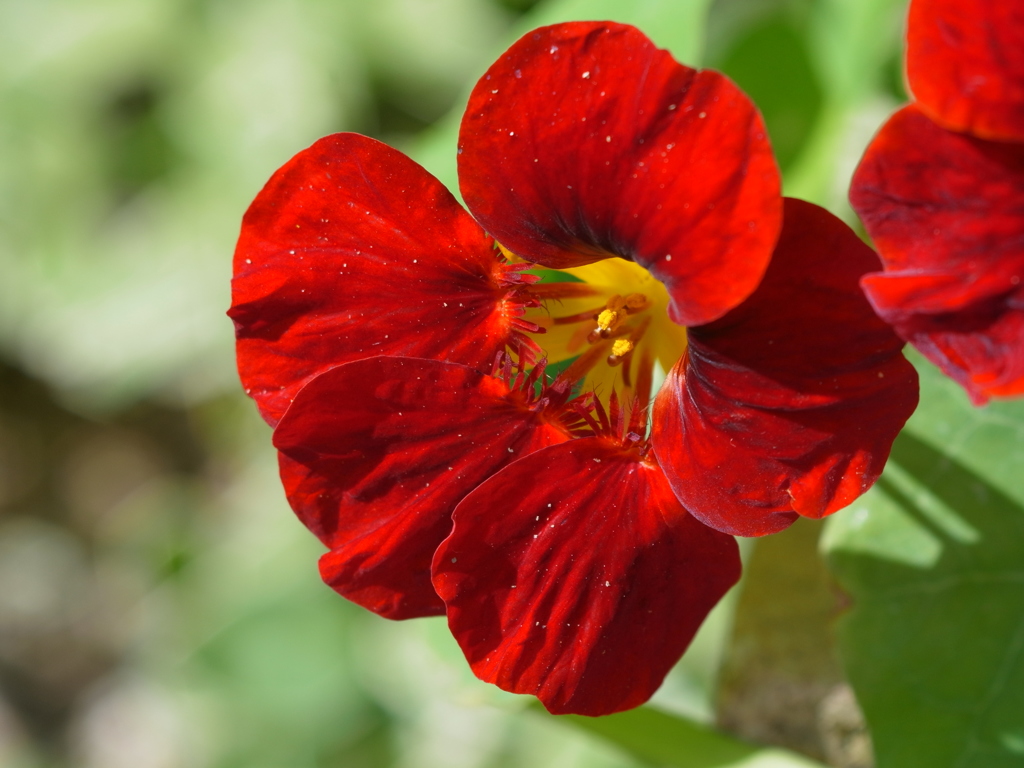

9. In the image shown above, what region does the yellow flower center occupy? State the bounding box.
[525,256,688,405]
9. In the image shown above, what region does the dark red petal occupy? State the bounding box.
[273,356,570,620]
[230,132,514,426]
[432,437,740,716]
[458,22,781,326]
[851,104,1024,403]
[906,0,1024,141]
[652,198,919,538]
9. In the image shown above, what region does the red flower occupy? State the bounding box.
[850,0,1024,403]
[230,22,917,715]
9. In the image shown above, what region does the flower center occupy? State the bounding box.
[593,293,648,337]
[521,256,688,406]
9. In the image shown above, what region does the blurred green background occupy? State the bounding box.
[0,0,917,766]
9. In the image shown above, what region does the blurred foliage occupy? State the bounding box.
[710,14,822,171]
[11,0,1018,767]
[823,357,1024,768]
[557,704,825,767]
[714,519,857,765]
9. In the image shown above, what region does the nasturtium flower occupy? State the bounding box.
[850,0,1024,403]
[230,21,917,715]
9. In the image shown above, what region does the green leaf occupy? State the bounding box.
[527,0,712,65]
[823,356,1024,768]
[781,0,906,217]
[805,0,906,104]
[547,705,826,767]
[711,13,823,171]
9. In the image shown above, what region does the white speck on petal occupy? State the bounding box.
[665,254,672,261]
[245,258,252,264]
[549,45,558,53]
[582,71,590,79]
[451,557,457,563]
[699,111,707,118]
[605,135,611,142]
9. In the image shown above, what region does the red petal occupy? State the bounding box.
[273,356,570,620]
[851,104,1024,403]
[432,437,740,716]
[230,133,515,426]
[458,22,782,326]
[907,0,1024,141]
[652,199,918,537]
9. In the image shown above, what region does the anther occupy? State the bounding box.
[596,308,626,333]
[623,293,648,311]
[608,338,634,367]
[611,338,634,357]
[587,293,650,342]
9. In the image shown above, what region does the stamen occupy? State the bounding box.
[553,305,607,325]
[596,308,626,333]
[623,293,648,311]
[553,340,612,392]
[609,338,634,362]
[625,316,651,347]
[585,293,650,343]
[507,255,677,434]
[633,348,654,418]
[527,283,599,301]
